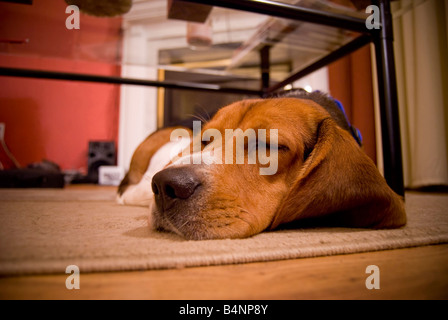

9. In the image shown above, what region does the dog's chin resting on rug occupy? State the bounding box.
[117,90,406,240]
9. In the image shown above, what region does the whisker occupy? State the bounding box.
[195,104,211,122]
[186,113,209,124]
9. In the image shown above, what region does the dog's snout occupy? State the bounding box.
[152,167,201,209]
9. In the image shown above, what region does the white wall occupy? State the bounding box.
[118,24,158,170]
[118,6,267,171]
[292,67,329,93]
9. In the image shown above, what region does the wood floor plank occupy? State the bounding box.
[1,244,447,300]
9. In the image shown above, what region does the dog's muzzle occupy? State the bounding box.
[151,166,201,212]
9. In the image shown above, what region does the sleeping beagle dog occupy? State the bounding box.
[117,90,406,240]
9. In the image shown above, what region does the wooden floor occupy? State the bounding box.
[1,244,447,300]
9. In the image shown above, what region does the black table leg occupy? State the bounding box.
[373,0,405,197]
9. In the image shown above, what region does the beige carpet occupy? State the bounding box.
[0,187,447,276]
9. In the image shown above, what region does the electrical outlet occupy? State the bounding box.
[0,123,5,141]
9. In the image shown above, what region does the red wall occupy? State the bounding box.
[0,0,122,172]
[328,45,377,163]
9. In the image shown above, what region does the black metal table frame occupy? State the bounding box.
[0,0,404,196]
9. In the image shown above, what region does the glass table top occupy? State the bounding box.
[0,0,369,87]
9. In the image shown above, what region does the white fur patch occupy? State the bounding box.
[117,136,191,207]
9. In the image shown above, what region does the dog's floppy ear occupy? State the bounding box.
[270,117,406,230]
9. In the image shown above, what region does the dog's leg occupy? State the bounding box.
[117,128,179,196]
[117,127,191,206]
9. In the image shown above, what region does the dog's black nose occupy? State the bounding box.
[152,167,201,210]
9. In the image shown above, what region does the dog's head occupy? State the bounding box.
[150,98,406,240]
